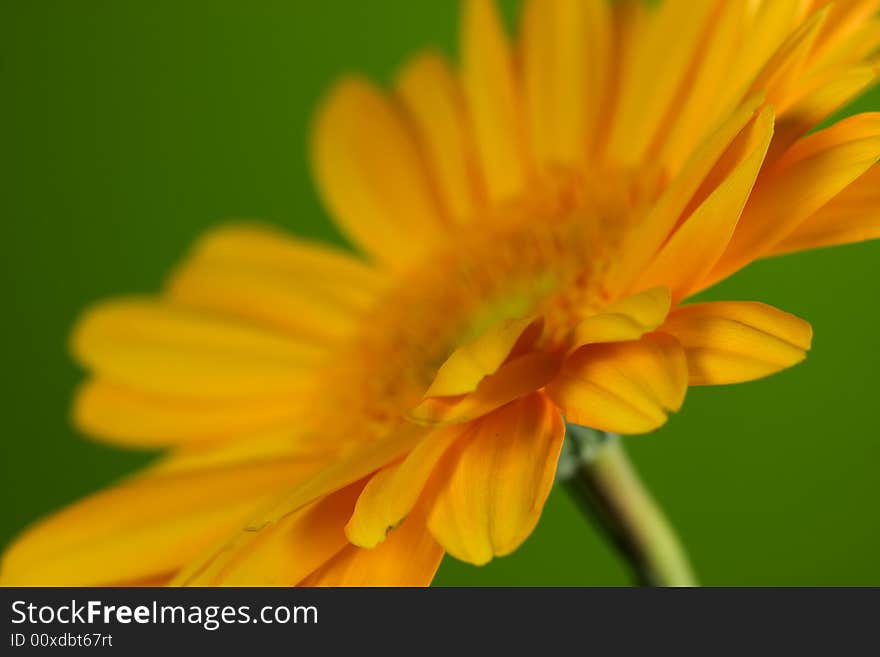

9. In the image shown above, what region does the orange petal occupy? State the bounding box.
[546,334,688,435]
[410,351,560,425]
[660,301,812,385]
[770,164,880,255]
[427,393,565,565]
[173,423,427,585]
[569,286,671,349]
[706,112,880,287]
[304,512,443,587]
[0,456,326,586]
[310,77,445,267]
[176,483,363,586]
[424,316,542,398]
[345,425,466,548]
[636,106,775,301]
[607,94,765,295]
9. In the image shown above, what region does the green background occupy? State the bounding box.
[2,0,879,586]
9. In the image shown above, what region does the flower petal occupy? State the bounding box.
[424,316,542,398]
[461,0,532,203]
[546,334,688,435]
[178,483,363,586]
[395,51,485,225]
[71,299,325,398]
[167,225,381,344]
[426,393,564,565]
[604,0,716,167]
[311,77,445,267]
[173,423,427,585]
[569,286,671,349]
[706,113,880,286]
[410,351,560,425]
[520,0,610,169]
[769,164,880,255]
[0,457,326,586]
[608,93,765,295]
[345,425,465,549]
[304,512,443,587]
[73,380,305,447]
[636,106,775,301]
[660,301,812,385]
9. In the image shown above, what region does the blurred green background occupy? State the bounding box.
[2,0,879,586]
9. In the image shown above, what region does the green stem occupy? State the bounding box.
[560,426,697,587]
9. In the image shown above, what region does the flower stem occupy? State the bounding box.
[559,425,697,587]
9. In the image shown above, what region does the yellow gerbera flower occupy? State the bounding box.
[3,0,880,587]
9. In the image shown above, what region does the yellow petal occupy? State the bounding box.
[345,424,464,548]
[395,51,485,225]
[604,0,716,167]
[636,106,775,301]
[768,65,878,162]
[607,94,765,295]
[427,393,564,565]
[173,423,426,585]
[707,113,880,286]
[73,379,304,447]
[569,286,671,349]
[656,0,751,174]
[0,456,325,586]
[546,334,688,435]
[660,301,812,385]
[771,164,880,254]
[747,5,829,113]
[520,0,610,169]
[304,512,443,587]
[310,77,445,267]
[71,298,324,398]
[424,316,542,398]
[181,483,363,586]
[461,0,532,203]
[167,225,381,344]
[410,351,560,425]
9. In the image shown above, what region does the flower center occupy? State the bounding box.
[311,170,661,441]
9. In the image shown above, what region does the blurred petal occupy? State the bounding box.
[427,393,564,565]
[311,77,445,267]
[173,424,426,585]
[0,457,325,586]
[71,299,324,398]
[396,51,484,224]
[167,225,381,344]
[661,301,812,385]
[547,333,687,435]
[73,380,303,447]
[520,0,610,169]
[461,0,532,203]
